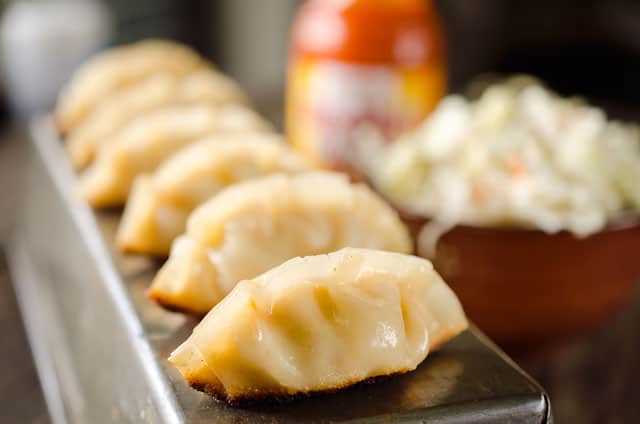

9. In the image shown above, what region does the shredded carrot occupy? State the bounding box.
[471,183,487,205]
[507,156,526,177]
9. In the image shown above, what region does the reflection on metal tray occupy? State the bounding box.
[8,116,552,423]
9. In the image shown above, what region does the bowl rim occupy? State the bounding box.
[401,211,640,237]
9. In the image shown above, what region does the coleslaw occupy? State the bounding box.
[362,77,640,240]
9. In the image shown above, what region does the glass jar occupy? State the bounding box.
[286,0,447,175]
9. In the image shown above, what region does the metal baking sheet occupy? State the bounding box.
[8,116,552,423]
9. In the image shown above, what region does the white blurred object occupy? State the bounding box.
[0,0,113,117]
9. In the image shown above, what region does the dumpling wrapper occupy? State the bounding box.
[78,104,272,207]
[116,134,309,256]
[149,172,413,314]
[56,39,204,134]
[66,68,250,170]
[169,247,468,404]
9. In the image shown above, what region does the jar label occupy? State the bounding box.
[286,58,445,172]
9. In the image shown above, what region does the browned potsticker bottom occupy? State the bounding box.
[147,289,209,317]
[188,369,414,406]
[118,242,170,258]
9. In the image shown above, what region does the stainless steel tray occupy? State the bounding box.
[7,116,552,423]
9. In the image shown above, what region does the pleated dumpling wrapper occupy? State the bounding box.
[169,247,468,404]
[66,68,250,170]
[116,134,309,256]
[78,104,272,207]
[56,39,204,134]
[149,172,413,314]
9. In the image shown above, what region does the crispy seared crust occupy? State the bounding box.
[182,327,468,406]
[118,241,170,258]
[182,328,467,407]
[187,369,413,406]
[56,115,69,137]
[146,288,209,316]
[171,313,468,405]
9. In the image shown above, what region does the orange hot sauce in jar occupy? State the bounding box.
[286,0,447,174]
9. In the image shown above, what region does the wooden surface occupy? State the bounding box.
[523,288,640,424]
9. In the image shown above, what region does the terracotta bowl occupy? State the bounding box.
[405,218,640,354]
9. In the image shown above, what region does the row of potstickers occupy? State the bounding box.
[54,39,468,405]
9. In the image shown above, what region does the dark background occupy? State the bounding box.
[103,0,640,123]
[2,0,639,125]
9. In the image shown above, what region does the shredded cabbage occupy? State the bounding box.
[363,77,640,238]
